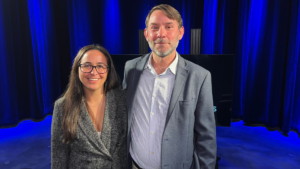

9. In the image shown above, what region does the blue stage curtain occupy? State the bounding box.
[103,0,122,54]
[67,0,123,56]
[202,0,238,54]
[282,0,300,135]
[0,0,299,135]
[0,0,61,127]
[170,0,191,54]
[201,0,299,135]
[0,0,19,126]
[229,0,300,135]
[67,0,92,60]
[202,0,219,54]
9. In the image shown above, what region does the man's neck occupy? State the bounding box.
[151,50,176,75]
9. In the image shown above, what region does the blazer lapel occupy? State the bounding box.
[165,55,188,128]
[128,53,151,133]
[77,100,111,157]
[100,90,116,156]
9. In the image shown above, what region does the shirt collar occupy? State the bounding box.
[144,52,178,75]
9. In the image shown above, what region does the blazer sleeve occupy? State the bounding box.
[51,100,70,169]
[194,71,217,169]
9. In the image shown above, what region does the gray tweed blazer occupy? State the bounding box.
[51,88,127,169]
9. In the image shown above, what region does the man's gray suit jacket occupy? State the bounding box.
[123,53,217,169]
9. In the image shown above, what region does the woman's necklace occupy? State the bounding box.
[86,96,106,131]
[86,96,105,107]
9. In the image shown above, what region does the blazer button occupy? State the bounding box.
[116,143,121,147]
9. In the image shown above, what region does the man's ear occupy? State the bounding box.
[144,28,148,41]
[178,26,184,40]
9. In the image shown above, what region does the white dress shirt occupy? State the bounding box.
[130,53,178,169]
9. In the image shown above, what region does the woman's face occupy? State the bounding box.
[78,50,108,93]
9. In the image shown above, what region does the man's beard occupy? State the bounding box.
[148,38,179,58]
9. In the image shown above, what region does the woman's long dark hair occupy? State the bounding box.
[61,44,119,144]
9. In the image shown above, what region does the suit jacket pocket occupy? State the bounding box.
[179,98,195,105]
[179,98,196,113]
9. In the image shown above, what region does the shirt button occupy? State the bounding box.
[156,77,159,79]
[151,113,154,115]
[151,152,154,154]
[151,132,153,135]
[153,94,156,97]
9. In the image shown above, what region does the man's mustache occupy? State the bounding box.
[154,39,170,44]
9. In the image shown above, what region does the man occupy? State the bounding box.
[123,4,216,169]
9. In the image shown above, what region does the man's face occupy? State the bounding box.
[144,10,184,58]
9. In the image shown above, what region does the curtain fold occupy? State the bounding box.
[230,0,299,135]
[0,0,19,126]
[282,0,300,135]
[202,0,238,54]
[202,0,299,135]
[67,0,92,60]
[0,0,61,127]
[28,0,61,114]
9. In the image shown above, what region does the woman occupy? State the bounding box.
[51,44,127,169]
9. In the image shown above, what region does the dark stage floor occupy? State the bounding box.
[0,116,299,169]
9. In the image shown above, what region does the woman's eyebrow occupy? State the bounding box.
[81,62,105,64]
